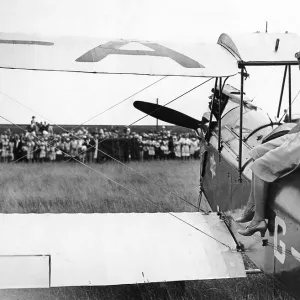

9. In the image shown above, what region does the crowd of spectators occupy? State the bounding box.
[0,116,202,164]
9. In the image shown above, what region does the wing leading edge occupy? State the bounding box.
[0,33,238,77]
[0,212,245,288]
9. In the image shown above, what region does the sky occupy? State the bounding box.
[0,0,300,126]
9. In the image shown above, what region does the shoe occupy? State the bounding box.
[235,206,255,223]
[238,220,267,237]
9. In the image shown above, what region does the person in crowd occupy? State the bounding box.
[190,137,199,159]
[1,135,9,163]
[103,128,110,138]
[160,137,170,160]
[0,122,200,164]
[63,137,71,161]
[137,135,144,162]
[13,134,22,162]
[38,120,44,134]
[142,134,149,160]
[32,138,40,163]
[43,121,49,134]
[34,139,41,162]
[86,134,95,163]
[174,135,182,159]
[125,127,131,136]
[45,137,51,161]
[283,109,290,123]
[70,136,78,161]
[99,129,105,139]
[8,136,14,162]
[154,137,161,160]
[80,137,88,163]
[98,133,107,163]
[123,134,131,162]
[111,129,118,139]
[30,116,36,130]
[39,137,47,163]
[20,135,27,162]
[48,124,54,136]
[49,138,57,162]
[26,135,35,163]
[148,136,155,160]
[168,136,175,160]
[180,134,191,160]
[55,136,64,162]
[130,133,139,161]
[93,134,99,163]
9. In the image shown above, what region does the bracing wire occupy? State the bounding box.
[0,114,232,250]
[128,78,213,127]
[70,76,167,132]
[0,75,167,163]
[0,75,167,136]
[67,144,202,211]
[2,80,208,211]
[91,77,213,150]
[279,87,300,122]
[62,78,214,210]
[0,91,64,132]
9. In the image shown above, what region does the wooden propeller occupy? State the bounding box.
[133,101,202,130]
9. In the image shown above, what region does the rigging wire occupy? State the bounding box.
[66,144,202,211]
[2,81,207,211]
[70,76,167,132]
[0,91,62,130]
[128,78,213,127]
[62,78,214,209]
[0,77,212,212]
[84,78,213,152]
[0,75,167,136]
[0,114,232,250]
[279,87,300,122]
[4,76,296,257]
[0,75,167,162]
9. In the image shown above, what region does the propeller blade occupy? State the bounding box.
[133,101,202,130]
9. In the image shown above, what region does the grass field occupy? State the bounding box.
[0,160,295,300]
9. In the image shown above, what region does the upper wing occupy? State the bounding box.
[1,32,299,78]
[0,33,238,77]
[0,212,245,288]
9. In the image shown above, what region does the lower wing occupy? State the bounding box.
[0,212,245,288]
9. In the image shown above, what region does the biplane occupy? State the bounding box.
[0,31,299,299]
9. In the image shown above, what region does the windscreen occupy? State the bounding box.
[221,106,277,157]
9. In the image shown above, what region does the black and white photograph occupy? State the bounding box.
[0,0,299,299]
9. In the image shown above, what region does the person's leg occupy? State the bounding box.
[235,172,257,223]
[248,174,269,225]
[236,135,289,225]
[238,173,268,236]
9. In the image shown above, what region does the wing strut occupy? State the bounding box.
[238,68,245,181]
[277,65,288,118]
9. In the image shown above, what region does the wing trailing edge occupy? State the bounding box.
[0,212,245,288]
